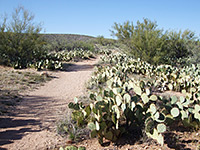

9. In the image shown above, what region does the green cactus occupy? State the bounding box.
[170,107,180,118]
[146,128,164,146]
[116,95,122,106]
[157,123,166,133]
[78,147,86,150]
[64,146,78,150]
[150,95,157,101]
[171,96,178,105]
[180,110,189,120]
[193,104,200,121]
[133,86,142,96]
[87,122,96,130]
[123,93,131,103]
[59,147,64,150]
[68,51,200,147]
[141,93,149,104]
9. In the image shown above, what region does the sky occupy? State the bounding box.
[0,0,200,38]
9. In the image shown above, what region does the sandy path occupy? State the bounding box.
[0,58,99,150]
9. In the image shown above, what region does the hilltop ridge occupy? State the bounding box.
[41,34,96,43]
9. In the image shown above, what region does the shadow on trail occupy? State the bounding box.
[0,58,99,149]
[0,118,40,129]
[14,95,68,124]
[62,62,97,72]
[0,117,41,147]
[0,95,67,148]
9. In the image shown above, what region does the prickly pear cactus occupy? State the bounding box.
[68,51,200,146]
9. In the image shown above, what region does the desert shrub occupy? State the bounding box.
[43,40,95,52]
[111,18,199,65]
[47,39,68,52]
[164,30,198,66]
[182,39,200,65]
[95,36,116,46]
[65,41,95,51]
[0,6,45,68]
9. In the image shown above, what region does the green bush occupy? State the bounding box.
[65,41,95,51]
[111,19,167,65]
[188,40,200,64]
[44,40,95,52]
[164,30,197,66]
[95,36,116,46]
[111,18,198,65]
[0,6,45,68]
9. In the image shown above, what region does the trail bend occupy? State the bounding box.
[0,57,99,150]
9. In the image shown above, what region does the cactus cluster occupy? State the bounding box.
[48,49,95,62]
[69,51,200,146]
[35,59,63,70]
[30,49,97,70]
[28,46,112,71]
[59,146,86,150]
[62,49,94,61]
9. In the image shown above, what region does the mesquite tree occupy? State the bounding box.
[0,6,46,68]
[111,18,197,65]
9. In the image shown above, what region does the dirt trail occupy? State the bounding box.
[0,57,99,150]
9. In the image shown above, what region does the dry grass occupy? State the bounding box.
[0,66,51,115]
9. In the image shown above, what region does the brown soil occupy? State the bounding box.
[0,58,99,150]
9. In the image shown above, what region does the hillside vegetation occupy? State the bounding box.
[41,34,95,43]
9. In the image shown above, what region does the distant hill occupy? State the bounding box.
[41,34,96,43]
